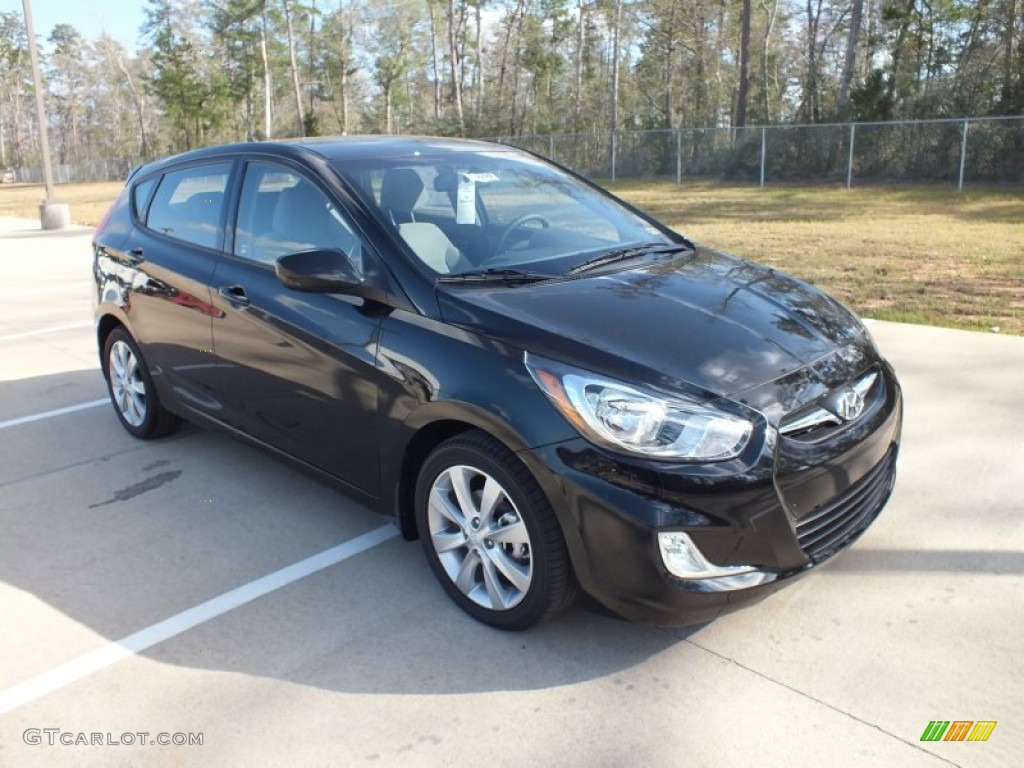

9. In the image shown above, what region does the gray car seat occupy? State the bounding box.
[380,168,463,273]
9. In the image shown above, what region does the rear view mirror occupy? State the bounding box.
[275,249,362,293]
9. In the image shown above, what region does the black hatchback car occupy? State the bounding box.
[93,137,902,630]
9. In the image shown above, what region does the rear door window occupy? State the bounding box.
[146,163,232,250]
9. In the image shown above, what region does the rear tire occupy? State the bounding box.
[102,327,181,439]
[415,430,575,630]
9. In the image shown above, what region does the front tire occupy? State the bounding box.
[415,430,575,630]
[102,327,181,439]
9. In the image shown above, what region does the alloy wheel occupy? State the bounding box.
[109,339,147,427]
[427,465,533,611]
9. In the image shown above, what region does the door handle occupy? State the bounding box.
[218,284,250,307]
[125,247,145,264]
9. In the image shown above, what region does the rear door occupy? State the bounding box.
[209,159,383,494]
[126,161,235,415]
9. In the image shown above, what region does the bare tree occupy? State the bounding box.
[1000,0,1020,109]
[609,0,623,135]
[447,0,465,134]
[282,0,305,135]
[573,0,586,130]
[472,0,484,120]
[804,0,825,122]
[428,1,443,121]
[839,0,864,108]
[260,3,273,138]
[760,0,780,121]
[113,47,149,157]
[735,0,752,127]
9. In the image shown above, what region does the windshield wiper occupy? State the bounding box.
[436,267,552,284]
[564,242,691,277]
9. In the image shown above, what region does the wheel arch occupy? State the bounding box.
[390,402,546,542]
[96,312,130,369]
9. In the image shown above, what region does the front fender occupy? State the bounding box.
[375,309,578,532]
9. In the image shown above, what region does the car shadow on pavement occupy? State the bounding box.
[1,368,700,699]
[146,532,706,696]
[823,547,1024,575]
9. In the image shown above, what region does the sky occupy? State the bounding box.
[0,0,146,50]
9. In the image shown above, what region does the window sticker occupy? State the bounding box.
[456,173,476,224]
[462,172,500,184]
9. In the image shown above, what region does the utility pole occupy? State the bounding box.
[609,0,623,180]
[22,0,70,228]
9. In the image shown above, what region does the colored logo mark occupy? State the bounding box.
[920,720,997,742]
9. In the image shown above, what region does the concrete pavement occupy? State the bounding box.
[0,219,1020,767]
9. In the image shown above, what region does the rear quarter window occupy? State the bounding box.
[132,178,156,221]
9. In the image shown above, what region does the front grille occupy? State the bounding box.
[795,449,896,562]
[780,368,885,441]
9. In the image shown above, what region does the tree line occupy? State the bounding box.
[0,0,1021,170]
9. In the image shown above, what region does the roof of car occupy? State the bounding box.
[286,135,509,158]
[130,136,517,180]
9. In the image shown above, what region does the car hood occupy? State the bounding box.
[437,247,866,400]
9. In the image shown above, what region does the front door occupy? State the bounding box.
[210,160,383,494]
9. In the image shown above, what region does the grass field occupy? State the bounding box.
[2,178,1022,334]
[0,181,124,226]
[616,181,1023,335]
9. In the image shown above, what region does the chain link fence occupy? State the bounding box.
[493,116,1024,188]
[6,116,1021,188]
[8,158,138,185]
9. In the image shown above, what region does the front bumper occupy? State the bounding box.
[521,369,903,626]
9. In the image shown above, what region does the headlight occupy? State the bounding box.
[525,354,752,461]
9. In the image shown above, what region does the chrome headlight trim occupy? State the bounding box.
[525,353,754,461]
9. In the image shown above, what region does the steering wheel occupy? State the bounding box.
[496,214,551,253]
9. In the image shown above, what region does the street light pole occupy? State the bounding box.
[22,0,70,228]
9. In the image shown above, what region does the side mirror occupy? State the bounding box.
[275,249,362,293]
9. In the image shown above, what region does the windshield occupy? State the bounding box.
[330,150,674,277]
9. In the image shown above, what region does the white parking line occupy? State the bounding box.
[0,321,93,342]
[0,524,399,715]
[0,399,109,430]
[0,285,88,298]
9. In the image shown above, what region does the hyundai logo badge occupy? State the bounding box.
[833,389,865,422]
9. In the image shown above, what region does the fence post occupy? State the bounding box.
[759,127,766,187]
[957,119,969,192]
[548,135,554,160]
[847,123,856,189]
[676,129,682,184]
[610,130,617,181]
